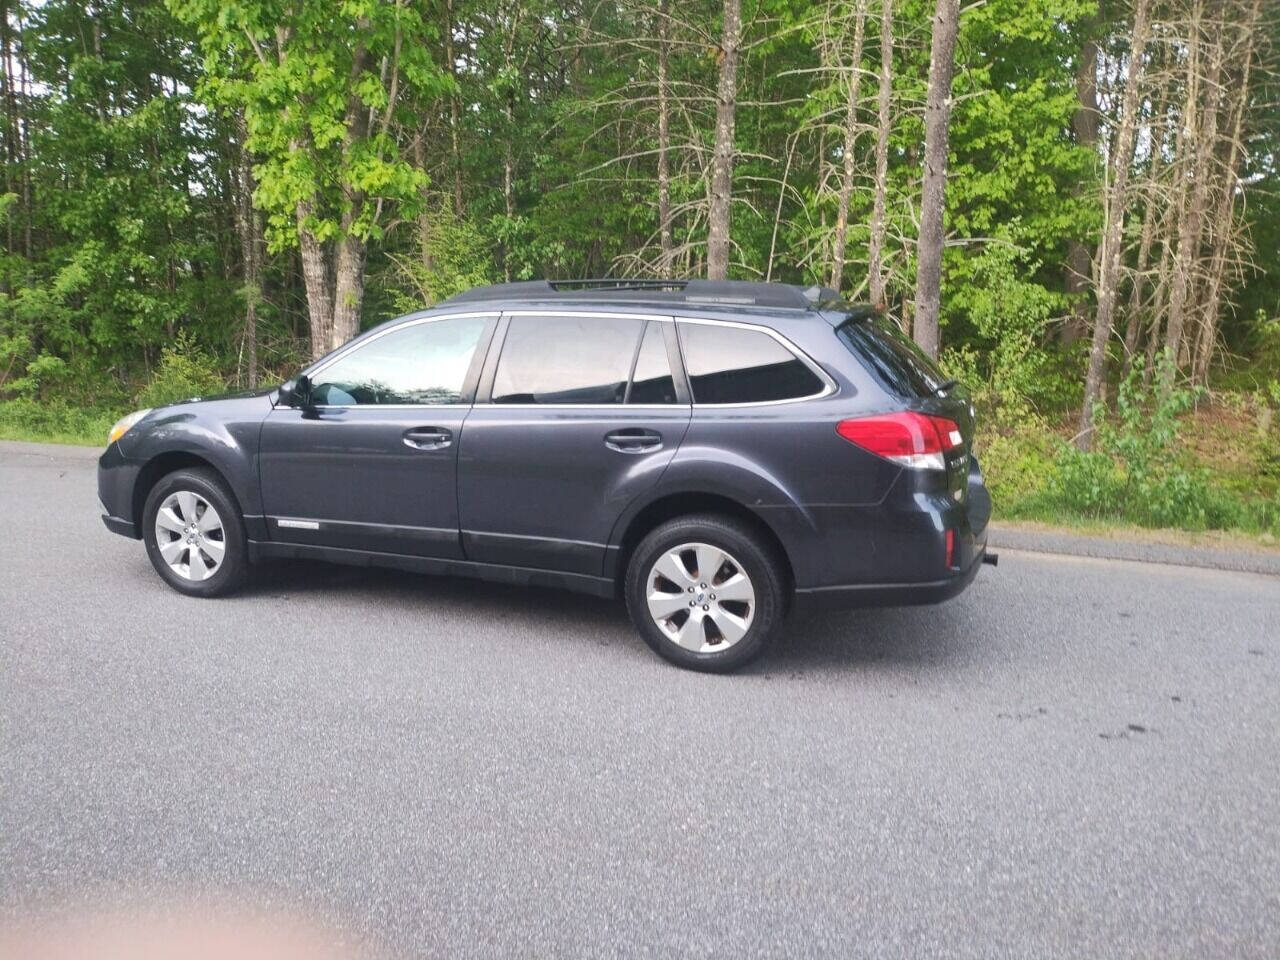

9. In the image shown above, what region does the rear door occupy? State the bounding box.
[457,311,691,576]
[259,312,495,558]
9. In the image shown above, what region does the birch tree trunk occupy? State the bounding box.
[1161,0,1221,391]
[233,110,262,388]
[829,0,870,291]
[912,0,960,360]
[706,0,741,281]
[657,0,673,277]
[867,0,893,308]
[1063,12,1099,345]
[444,0,464,217]
[1077,0,1151,447]
[1193,0,1260,383]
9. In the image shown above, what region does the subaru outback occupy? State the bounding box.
[99,279,993,672]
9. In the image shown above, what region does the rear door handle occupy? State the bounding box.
[403,427,453,450]
[604,428,663,453]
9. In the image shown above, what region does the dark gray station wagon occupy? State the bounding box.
[99,279,993,671]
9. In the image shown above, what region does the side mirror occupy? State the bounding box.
[279,374,313,408]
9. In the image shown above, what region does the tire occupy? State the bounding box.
[625,514,787,672]
[142,467,248,598]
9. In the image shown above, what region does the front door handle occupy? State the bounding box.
[403,427,453,450]
[604,428,663,453]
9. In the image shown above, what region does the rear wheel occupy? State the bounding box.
[142,467,247,597]
[625,514,786,672]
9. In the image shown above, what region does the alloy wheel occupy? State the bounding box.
[153,490,225,582]
[646,541,756,652]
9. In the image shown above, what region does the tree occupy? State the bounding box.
[171,0,449,359]
[1077,0,1151,447]
[913,0,960,359]
[706,0,742,280]
[867,0,894,308]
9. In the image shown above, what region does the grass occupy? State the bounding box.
[0,400,116,446]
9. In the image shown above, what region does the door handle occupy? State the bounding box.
[604,428,663,453]
[403,427,453,450]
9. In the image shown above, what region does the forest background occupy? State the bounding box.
[1,0,1277,539]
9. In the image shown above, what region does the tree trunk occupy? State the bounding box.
[1161,0,1221,392]
[657,0,673,276]
[912,0,960,360]
[1193,0,1260,384]
[1063,11,1099,346]
[1122,68,1173,375]
[867,0,893,308]
[829,0,870,292]
[706,0,741,281]
[233,110,261,388]
[444,0,464,217]
[1077,0,1151,448]
[296,195,333,361]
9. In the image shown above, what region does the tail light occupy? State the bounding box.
[836,411,963,470]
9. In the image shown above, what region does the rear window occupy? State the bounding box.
[678,322,825,404]
[836,315,946,398]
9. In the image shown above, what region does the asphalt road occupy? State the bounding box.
[2,441,1278,959]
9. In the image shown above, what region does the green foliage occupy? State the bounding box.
[137,334,226,409]
[1045,357,1242,530]
[0,399,118,446]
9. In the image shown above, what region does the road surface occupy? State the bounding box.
[2,441,1277,958]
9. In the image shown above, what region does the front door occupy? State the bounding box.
[457,312,691,576]
[259,312,495,558]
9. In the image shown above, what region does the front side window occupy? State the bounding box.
[678,322,825,404]
[309,314,488,406]
[493,315,644,404]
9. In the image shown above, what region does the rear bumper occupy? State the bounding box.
[792,540,987,611]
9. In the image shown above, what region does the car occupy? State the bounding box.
[98,279,993,672]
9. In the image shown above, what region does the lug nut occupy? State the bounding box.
[702,604,710,611]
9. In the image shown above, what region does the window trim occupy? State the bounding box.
[674,316,836,408]
[467,309,835,410]
[301,311,498,410]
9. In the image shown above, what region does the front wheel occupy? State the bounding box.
[142,467,248,598]
[625,514,787,672]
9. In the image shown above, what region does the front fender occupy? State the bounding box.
[116,394,272,525]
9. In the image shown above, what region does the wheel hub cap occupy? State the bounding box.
[154,491,226,582]
[646,542,755,653]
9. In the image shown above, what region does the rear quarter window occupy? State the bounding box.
[836,315,946,399]
[678,322,825,404]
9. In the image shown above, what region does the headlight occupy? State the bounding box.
[107,408,151,446]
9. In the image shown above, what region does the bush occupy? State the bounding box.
[1045,356,1242,530]
[137,332,225,409]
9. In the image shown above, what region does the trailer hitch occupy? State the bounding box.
[983,551,999,567]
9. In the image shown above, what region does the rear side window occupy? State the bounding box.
[493,315,643,404]
[837,315,946,398]
[627,322,678,404]
[678,322,824,404]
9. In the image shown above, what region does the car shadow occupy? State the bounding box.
[233,559,972,674]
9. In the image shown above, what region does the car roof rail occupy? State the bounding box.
[441,278,843,311]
